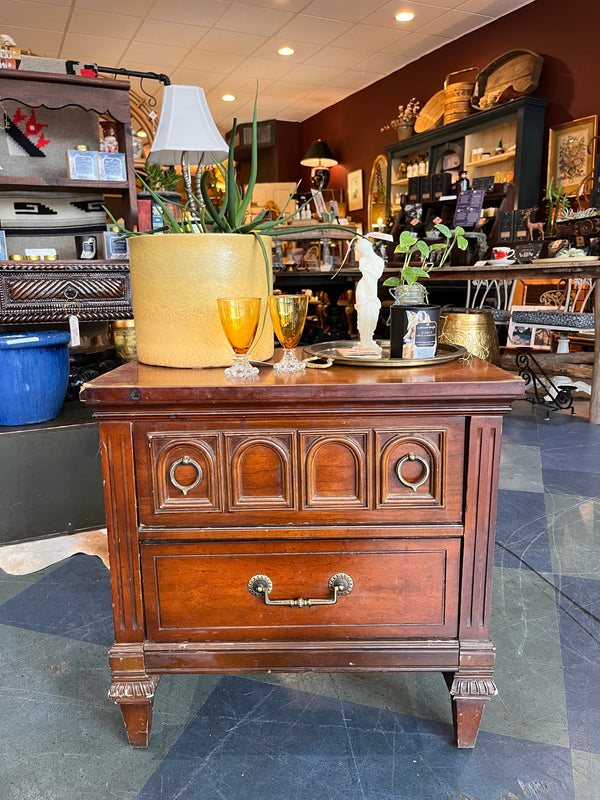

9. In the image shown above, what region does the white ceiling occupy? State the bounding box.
[2,0,533,130]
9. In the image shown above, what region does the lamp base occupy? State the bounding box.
[311,168,330,190]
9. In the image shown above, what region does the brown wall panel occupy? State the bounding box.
[299,0,598,228]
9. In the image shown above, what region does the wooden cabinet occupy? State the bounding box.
[385,96,547,221]
[0,70,135,323]
[81,359,523,749]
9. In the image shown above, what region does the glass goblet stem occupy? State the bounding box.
[273,347,305,372]
[225,354,258,378]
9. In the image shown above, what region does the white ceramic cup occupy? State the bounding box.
[492,247,515,260]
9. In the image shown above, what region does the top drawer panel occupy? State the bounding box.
[133,416,465,527]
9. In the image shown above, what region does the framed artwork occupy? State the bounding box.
[347,169,363,211]
[547,116,598,196]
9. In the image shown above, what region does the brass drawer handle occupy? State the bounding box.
[168,455,203,496]
[396,451,430,492]
[247,572,354,608]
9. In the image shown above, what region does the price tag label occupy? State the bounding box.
[68,314,80,347]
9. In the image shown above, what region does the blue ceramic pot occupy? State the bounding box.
[0,331,71,426]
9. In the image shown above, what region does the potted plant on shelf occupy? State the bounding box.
[382,223,468,358]
[109,96,354,369]
[139,161,182,202]
[380,98,421,141]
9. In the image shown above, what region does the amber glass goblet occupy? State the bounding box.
[268,294,309,373]
[217,297,261,378]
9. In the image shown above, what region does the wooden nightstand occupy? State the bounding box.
[81,357,523,748]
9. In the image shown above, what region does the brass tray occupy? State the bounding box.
[303,341,466,367]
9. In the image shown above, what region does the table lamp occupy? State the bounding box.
[300,139,338,190]
[147,85,229,207]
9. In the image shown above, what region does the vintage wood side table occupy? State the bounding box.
[80,357,523,748]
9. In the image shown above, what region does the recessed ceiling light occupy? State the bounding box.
[136,130,147,138]
[222,94,236,102]
[278,46,295,56]
[395,11,415,21]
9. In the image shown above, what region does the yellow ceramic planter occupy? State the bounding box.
[129,234,274,368]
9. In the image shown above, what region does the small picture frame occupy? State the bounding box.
[328,200,340,219]
[347,169,363,211]
[547,115,598,196]
[507,305,553,350]
[97,151,127,182]
[66,149,99,180]
[311,189,328,219]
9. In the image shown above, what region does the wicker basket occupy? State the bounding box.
[443,68,478,125]
[414,89,445,133]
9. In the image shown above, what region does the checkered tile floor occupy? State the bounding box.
[0,400,598,800]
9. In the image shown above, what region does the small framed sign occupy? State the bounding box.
[515,242,543,263]
[453,189,485,228]
[472,175,495,193]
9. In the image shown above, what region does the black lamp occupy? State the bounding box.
[300,139,338,190]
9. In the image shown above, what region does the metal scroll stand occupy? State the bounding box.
[515,350,575,420]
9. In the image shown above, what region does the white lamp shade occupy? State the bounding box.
[147,85,229,166]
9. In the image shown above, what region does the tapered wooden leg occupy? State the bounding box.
[447,674,497,748]
[108,675,160,748]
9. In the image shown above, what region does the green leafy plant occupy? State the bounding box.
[382,223,468,297]
[142,161,180,194]
[544,177,569,237]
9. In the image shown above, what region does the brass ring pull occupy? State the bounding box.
[168,455,203,496]
[247,572,353,607]
[396,451,430,492]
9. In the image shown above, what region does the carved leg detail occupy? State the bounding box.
[449,676,497,748]
[109,675,160,747]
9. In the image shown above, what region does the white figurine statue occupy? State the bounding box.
[353,234,389,354]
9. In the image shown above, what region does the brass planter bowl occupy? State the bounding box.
[439,308,500,364]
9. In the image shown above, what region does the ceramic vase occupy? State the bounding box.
[0,330,71,425]
[396,123,414,141]
[128,234,274,368]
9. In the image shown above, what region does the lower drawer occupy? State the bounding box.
[140,538,460,642]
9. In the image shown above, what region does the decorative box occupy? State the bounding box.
[103,229,129,259]
[497,211,514,243]
[419,175,432,202]
[98,152,127,182]
[432,173,452,199]
[67,149,99,180]
[514,209,530,241]
[407,177,420,203]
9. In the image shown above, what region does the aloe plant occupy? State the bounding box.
[107,92,357,272]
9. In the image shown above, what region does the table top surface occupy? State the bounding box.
[81,353,524,410]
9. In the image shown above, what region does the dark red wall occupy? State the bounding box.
[299,0,600,229]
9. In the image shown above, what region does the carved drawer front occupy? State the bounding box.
[375,422,465,522]
[0,265,132,323]
[138,433,223,518]
[140,538,460,642]
[300,431,369,509]
[136,429,296,524]
[224,433,295,510]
